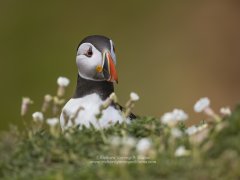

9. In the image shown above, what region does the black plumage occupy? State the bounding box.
[73,74,136,119]
[73,74,114,100]
[78,35,111,53]
[74,35,137,120]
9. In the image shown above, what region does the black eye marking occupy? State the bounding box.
[85,46,93,57]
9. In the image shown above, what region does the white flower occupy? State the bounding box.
[44,94,53,102]
[172,109,188,121]
[21,97,33,116]
[32,112,44,122]
[220,107,231,116]
[194,97,210,113]
[57,77,70,87]
[109,136,122,147]
[185,125,198,135]
[22,97,33,104]
[161,109,188,126]
[136,138,151,154]
[123,137,137,148]
[171,128,183,138]
[175,146,190,157]
[197,124,208,131]
[130,92,140,101]
[46,118,59,126]
[186,124,208,136]
[161,112,174,123]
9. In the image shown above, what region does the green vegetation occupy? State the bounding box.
[0,78,239,179]
[0,106,240,179]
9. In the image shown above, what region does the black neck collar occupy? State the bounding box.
[73,74,114,100]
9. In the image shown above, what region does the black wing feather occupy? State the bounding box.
[112,103,137,120]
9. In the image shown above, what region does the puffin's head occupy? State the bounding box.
[76,35,118,83]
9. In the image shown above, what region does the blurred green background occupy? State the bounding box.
[0,0,240,130]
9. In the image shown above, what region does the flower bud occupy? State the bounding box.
[21,97,33,116]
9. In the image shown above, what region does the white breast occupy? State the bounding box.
[60,93,128,130]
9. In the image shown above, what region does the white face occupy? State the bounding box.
[76,41,117,81]
[76,43,103,81]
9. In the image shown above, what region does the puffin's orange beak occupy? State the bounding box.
[103,51,118,83]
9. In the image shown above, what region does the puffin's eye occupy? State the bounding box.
[85,47,93,57]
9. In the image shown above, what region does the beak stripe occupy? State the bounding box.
[106,52,118,83]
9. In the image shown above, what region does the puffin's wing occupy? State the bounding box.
[113,103,137,120]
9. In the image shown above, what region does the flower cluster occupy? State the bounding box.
[20,76,70,136]
[124,92,140,118]
[109,136,153,156]
[20,76,233,161]
[161,109,188,127]
[136,138,152,155]
[32,112,44,122]
[159,97,232,156]
[57,77,70,97]
[20,76,141,139]
[174,146,190,157]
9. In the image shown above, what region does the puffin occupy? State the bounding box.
[60,35,136,130]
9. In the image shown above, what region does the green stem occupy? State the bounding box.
[99,128,107,143]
